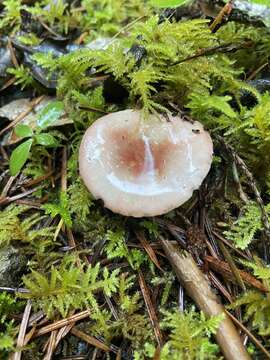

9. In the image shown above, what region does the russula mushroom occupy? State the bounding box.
[79,109,213,217]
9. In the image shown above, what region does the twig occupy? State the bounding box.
[247,62,269,81]
[135,230,163,271]
[208,271,233,303]
[29,311,45,327]
[53,218,63,242]
[15,199,41,208]
[232,161,249,204]
[78,105,108,114]
[36,16,63,38]
[0,286,29,293]
[0,95,45,136]
[138,270,164,347]
[104,294,119,320]
[226,310,270,359]
[13,300,32,360]
[205,255,267,292]
[0,76,16,91]
[159,237,251,360]
[29,310,90,339]
[108,15,147,44]
[70,327,110,352]
[23,171,54,188]
[218,239,247,291]
[171,42,252,67]
[43,330,57,360]
[213,231,251,260]
[7,38,19,68]
[209,0,233,32]
[1,175,17,197]
[42,323,74,357]
[0,186,43,205]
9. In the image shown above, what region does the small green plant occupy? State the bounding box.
[105,229,147,269]
[20,255,120,317]
[0,0,22,31]
[42,191,72,228]
[224,201,270,249]
[140,219,160,238]
[67,179,93,226]
[28,0,70,34]
[9,101,64,176]
[7,65,36,90]
[0,205,54,247]
[229,258,270,335]
[17,33,41,46]
[0,292,23,357]
[151,272,175,305]
[78,0,151,39]
[89,273,154,346]
[160,308,223,360]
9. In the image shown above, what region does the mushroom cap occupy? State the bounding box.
[79,109,213,217]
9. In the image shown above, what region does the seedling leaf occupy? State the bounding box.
[9,139,33,176]
[37,101,64,130]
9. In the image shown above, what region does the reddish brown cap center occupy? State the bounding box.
[110,129,175,177]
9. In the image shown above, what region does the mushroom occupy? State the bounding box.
[79,109,213,217]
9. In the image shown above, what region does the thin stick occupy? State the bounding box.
[0,186,43,205]
[1,175,17,197]
[138,270,164,347]
[135,230,162,271]
[30,310,90,338]
[218,239,246,291]
[0,287,29,293]
[108,15,146,44]
[43,330,57,360]
[226,310,270,359]
[171,42,252,67]
[247,62,269,81]
[78,106,108,114]
[49,323,74,356]
[7,38,19,68]
[0,76,16,91]
[70,327,110,352]
[205,255,267,292]
[13,300,32,360]
[213,231,251,260]
[160,237,251,360]
[209,0,233,32]
[232,161,249,204]
[0,96,45,136]
[23,171,54,188]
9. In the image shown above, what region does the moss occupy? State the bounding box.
[1,0,270,357]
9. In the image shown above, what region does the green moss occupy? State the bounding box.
[20,255,120,318]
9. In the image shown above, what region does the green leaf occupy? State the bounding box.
[35,133,58,147]
[37,101,64,130]
[9,139,33,176]
[150,0,190,8]
[14,124,33,138]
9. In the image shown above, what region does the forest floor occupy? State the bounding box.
[1,0,270,359]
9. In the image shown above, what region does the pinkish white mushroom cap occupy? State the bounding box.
[79,109,213,217]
